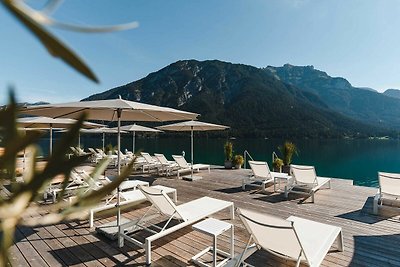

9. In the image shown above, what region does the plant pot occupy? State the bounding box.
[273,166,282,173]
[224,160,232,169]
[235,164,242,169]
[282,165,291,174]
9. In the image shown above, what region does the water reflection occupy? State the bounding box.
[38,134,400,187]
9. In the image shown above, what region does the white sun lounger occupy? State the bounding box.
[232,208,343,267]
[76,147,90,156]
[45,170,91,202]
[373,172,400,215]
[242,160,291,191]
[88,148,104,163]
[119,185,234,265]
[285,164,331,203]
[172,155,210,178]
[95,148,107,158]
[69,146,80,156]
[112,150,132,166]
[140,152,161,173]
[154,153,179,176]
[89,183,178,228]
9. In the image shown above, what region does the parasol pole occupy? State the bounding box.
[102,132,105,152]
[49,123,53,156]
[132,130,135,153]
[117,108,122,247]
[191,125,194,179]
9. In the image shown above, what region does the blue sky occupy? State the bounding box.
[1,0,400,104]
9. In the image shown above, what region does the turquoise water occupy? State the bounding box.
[38,134,400,187]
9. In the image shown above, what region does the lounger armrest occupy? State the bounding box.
[309,177,330,191]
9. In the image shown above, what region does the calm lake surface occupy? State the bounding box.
[39,135,400,187]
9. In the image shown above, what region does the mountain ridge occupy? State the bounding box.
[383,88,400,99]
[83,60,394,138]
[264,64,400,129]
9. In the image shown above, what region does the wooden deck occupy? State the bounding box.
[10,168,400,267]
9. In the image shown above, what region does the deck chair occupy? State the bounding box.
[95,148,107,158]
[95,148,119,166]
[88,148,103,163]
[45,169,90,202]
[89,179,153,227]
[172,155,210,178]
[285,164,331,203]
[70,146,79,156]
[140,152,161,173]
[119,185,234,265]
[154,153,179,176]
[373,172,400,215]
[233,208,343,267]
[115,150,133,166]
[242,161,290,191]
[76,147,90,156]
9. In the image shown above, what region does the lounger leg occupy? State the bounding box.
[311,191,315,203]
[284,186,289,199]
[337,231,344,252]
[328,180,331,189]
[89,211,94,228]
[145,239,151,265]
[230,204,235,220]
[242,180,246,190]
[373,195,380,215]
[235,237,256,266]
[230,225,234,258]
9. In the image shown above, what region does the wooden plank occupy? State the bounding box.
[17,226,63,267]
[8,244,30,267]
[10,168,400,267]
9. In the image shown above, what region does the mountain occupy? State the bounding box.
[356,87,377,93]
[19,101,50,107]
[264,64,400,129]
[84,60,391,138]
[383,89,400,99]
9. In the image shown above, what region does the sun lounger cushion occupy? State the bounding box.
[177,196,233,221]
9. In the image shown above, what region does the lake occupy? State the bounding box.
[38,134,400,187]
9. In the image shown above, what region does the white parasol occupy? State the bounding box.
[20,97,198,238]
[157,120,229,180]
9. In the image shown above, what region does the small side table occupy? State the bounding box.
[192,218,234,267]
[273,173,292,193]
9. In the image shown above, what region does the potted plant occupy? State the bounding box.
[233,154,244,169]
[278,141,298,174]
[224,141,233,169]
[272,157,284,173]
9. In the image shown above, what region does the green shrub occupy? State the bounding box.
[224,141,233,161]
[233,154,244,166]
[278,141,298,165]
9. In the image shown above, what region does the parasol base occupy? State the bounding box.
[182,175,203,181]
[95,217,131,240]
